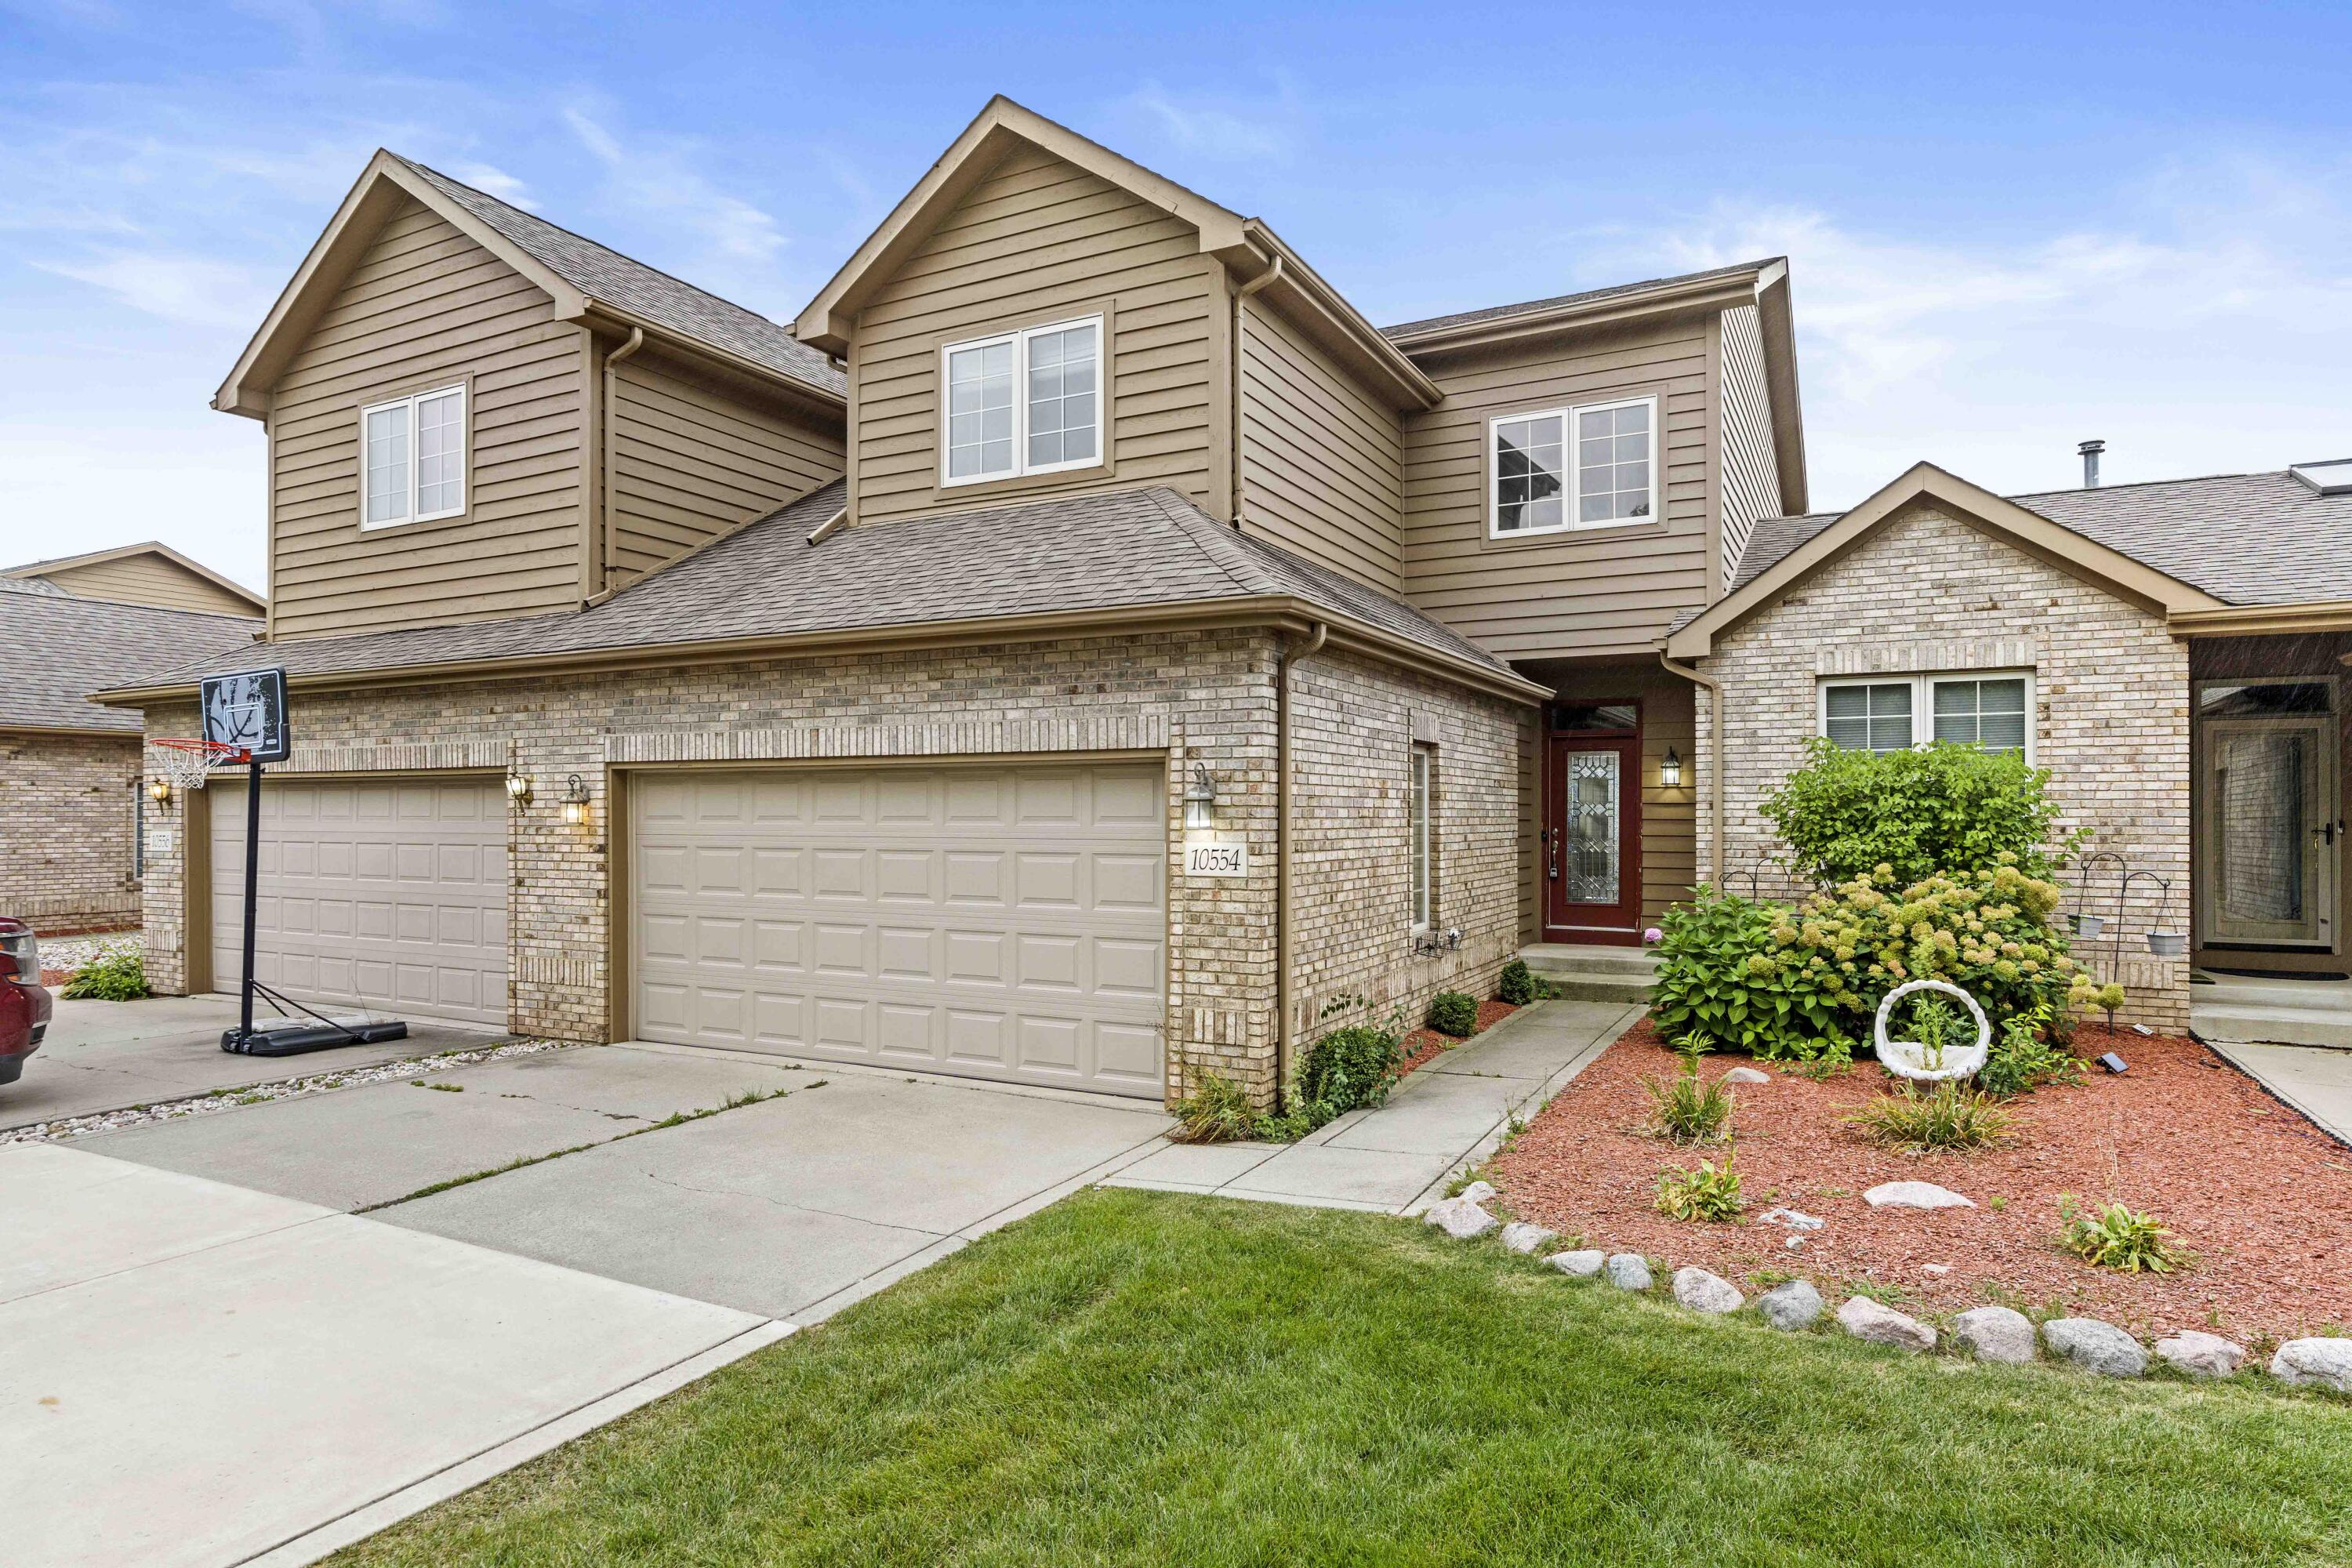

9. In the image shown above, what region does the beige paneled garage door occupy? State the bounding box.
[632,763,1167,1098]
[209,777,508,1026]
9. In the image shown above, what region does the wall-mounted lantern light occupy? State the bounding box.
[1660,746,1682,789]
[1183,764,1219,830]
[147,776,172,808]
[504,771,532,805]
[561,773,591,826]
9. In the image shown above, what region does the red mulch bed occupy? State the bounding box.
[1493,1018,2352,1345]
[1393,1000,1519,1080]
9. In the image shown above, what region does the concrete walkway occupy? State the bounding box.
[2206,1039,2352,1147]
[1106,998,1640,1212]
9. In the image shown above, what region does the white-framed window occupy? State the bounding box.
[360,383,466,529]
[1490,394,1657,537]
[940,314,1102,486]
[1820,673,2033,760]
[1410,744,1435,929]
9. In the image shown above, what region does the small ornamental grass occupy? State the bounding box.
[1643,1063,1734,1145]
[1168,1074,1259,1145]
[61,949,150,1000]
[1846,1080,2013,1153]
[1657,1155,1743,1221]
[2060,1196,2190,1273]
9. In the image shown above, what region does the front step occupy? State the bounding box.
[1519,943,1657,1004]
[2191,1005,2352,1051]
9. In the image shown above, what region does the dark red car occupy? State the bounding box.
[0,918,51,1085]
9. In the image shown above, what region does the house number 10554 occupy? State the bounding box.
[1184,841,1248,877]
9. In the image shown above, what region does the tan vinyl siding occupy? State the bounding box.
[268,197,586,641]
[1238,296,1405,593]
[1399,314,1713,661]
[1717,304,1778,588]
[31,557,255,616]
[608,347,845,586]
[851,141,1223,525]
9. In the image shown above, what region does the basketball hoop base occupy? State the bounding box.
[223,1014,409,1055]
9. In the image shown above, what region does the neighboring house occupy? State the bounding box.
[100,93,2321,1098]
[1,568,262,935]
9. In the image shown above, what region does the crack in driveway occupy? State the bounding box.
[637,1169,949,1240]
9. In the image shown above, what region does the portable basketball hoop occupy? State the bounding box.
[147,737,248,794]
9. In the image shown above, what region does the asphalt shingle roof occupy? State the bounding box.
[2,593,259,731]
[393,156,845,400]
[1381,260,1778,341]
[1730,470,2352,607]
[140,482,1512,691]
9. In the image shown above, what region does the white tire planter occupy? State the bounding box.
[1873,978,1991,1083]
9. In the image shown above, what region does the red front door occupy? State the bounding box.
[1544,723,1642,942]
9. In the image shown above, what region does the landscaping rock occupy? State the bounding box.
[1722,1065,1770,1085]
[1755,1279,1823,1330]
[1864,1181,1975,1210]
[2043,1317,2147,1377]
[1604,1253,1653,1291]
[2155,1331,2245,1379]
[1499,1221,1558,1255]
[1759,1207,1824,1231]
[1952,1306,2037,1365]
[1837,1296,1936,1352]
[1671,1267,1744,1315]
[1457,1180,1498,1206]
[1423,1197,1497,1240]
[1549,1249,1606,1279]
[2270,1338,2352,1392]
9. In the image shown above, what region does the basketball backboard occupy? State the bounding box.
[199,666,290,763]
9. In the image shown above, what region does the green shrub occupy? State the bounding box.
[1428,991,1479,1038]
[2059,1196,2187,1272]
[1656,1156,1743,1221]
[61,949,149,1000]
[1650,889,1844,1057]
[1643,1062,1733,1145]
[1296,1022,1403,1121]
[1497,958,1538,1007]
[1846,1082,2013,1152]
[1168,1075,1258,1144]
[1762,737,2085,888]
[1976,1005,2083,1097]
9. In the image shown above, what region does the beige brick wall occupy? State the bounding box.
[140,629,1529,1103]
[1288,645,1528,1051]
[1694,500,2190,1030]
[2,729,142,935]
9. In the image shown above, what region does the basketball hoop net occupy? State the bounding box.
[149,738,250,793]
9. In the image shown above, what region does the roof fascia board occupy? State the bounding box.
[577,305,847,413]
[793,96,1250,355]
[1240,223,1442,411]
[1665,463,2228,659]
[0,724,140,740]
[1385,271,1762,357]
[2177,601,2352,637]
[215,152,588,419]
[1754,261,1809,514]
[6,543,265,614]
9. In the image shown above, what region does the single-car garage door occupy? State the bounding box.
[632,763,1166,1098]
[209,777,508,1027]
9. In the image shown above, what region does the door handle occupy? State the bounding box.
[1547,826,1559,881]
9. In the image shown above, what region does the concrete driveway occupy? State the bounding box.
[2,1043,1173,1566]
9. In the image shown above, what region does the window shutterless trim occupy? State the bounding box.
[1409,742,1435,931]
[937,313,1106,489]
[1486,392,1659,539]
[358,383,466,532]
[1817,670,2035,763]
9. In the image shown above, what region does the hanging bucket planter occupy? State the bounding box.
[2070,912,2105,938]
[2147,931,2187,956]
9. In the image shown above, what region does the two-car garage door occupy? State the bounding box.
[630,763,1167,1099]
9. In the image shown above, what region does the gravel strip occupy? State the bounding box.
[0,1037,580,1145]
[35,930,141,982]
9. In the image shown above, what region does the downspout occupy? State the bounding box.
[1659,652,1723,887]
[599,326,646,596]
[1276,619,1327,1110]
[1229,251,1283,525]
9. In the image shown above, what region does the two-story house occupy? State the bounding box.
[102,96,1807,1106]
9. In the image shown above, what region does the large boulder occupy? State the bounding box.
[1500,1221,1559,1255]
[1604,1253,1654,1291]
[2155,1331,2245,1379]
[1422,1196,1497,1240]
[1755,1279,1823,1330]
[1837,1295,1936,1352]
[1864,1181,1974,1210]
[2271,1338,2352,1392]
[1952,1306,2037,1366]
[1549,1249,1606,1279]
[2043,1317,2147,1377]
[1671,1267,1744,1315]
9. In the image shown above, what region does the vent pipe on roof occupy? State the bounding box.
[2078,439,2105,488]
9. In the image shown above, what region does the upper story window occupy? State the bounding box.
[361,384,466,529]
[1490,394,1656,538]
[941,314,1102,487]
[1820,673,2032,760]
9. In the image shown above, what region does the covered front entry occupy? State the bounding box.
[629,760,1168,1098]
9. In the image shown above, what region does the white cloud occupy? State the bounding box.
[562,103,786,285]
[1121,81,1299,164]
[34,251,274,328]
[448,160,533,209]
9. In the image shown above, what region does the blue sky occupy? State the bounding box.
[5,0,2349,590]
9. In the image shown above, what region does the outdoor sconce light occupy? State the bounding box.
[147,776,172,808]
[504,771,532,805]
[1660,747,1682,789]
[560,773,591,826]
[1183,764,1218,829]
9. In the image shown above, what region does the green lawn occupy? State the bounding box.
[337,1189,2352,1567]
